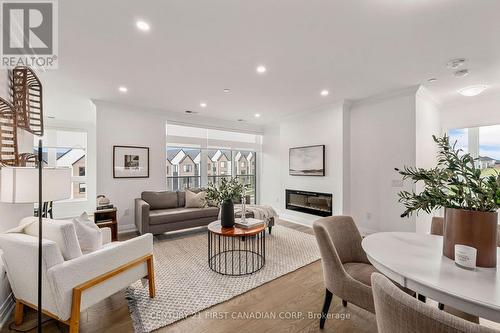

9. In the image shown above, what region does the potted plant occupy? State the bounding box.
[396,135,500,268]
[206,177,244,228]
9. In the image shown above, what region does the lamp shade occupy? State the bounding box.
[0,167,72,203]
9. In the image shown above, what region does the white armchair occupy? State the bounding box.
[0,218,155,333]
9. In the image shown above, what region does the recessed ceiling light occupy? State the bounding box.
[118,86,128,93]
[256,65,267,74]
[136,20,150,32]
[427,78,437,83]
[47,115,55,119]
[446,58,466,69]
[458,84,489,97]
[254,113,261,118]
[454,69,469,78]
[223,88,230,93]
[320,89,329,96]
[200,102,207,108]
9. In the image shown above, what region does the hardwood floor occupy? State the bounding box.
[1,220,377,333]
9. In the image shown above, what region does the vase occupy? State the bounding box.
[220,199,235,228]
[443,208,498,268]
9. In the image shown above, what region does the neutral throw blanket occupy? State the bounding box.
[233,204,278,221]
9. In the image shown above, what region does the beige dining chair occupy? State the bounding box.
[313,216,377,329]
[372,273,499,333]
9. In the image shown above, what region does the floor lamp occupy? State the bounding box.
[0,140,71,332]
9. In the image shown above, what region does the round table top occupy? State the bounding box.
[208,220,266,237]
[362,232,500,322]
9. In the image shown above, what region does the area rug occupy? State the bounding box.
[126,225,320,332]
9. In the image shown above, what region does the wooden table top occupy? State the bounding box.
[208,220,266,237]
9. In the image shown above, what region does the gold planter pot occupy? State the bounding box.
[443,208,498,268]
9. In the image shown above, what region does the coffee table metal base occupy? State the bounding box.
[208,229,266,276]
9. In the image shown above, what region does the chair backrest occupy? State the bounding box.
[313,216,367,264]
[371,273,499,333]
[313,216,368,293]
[430,216,444,236]
[432,216,500,247]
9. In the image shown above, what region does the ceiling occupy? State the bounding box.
[41,0,500,124]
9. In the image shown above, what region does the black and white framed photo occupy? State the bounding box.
[289,144,325,176]
[113,145,149,178]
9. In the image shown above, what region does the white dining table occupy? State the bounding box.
[361,232,500,323]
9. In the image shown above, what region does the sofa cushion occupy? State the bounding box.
[343,262,378,286]
[142,191,177,210]
[149,207,219,225]
[72,213,102,253]
[177,191,185,207]
[177,188,205,207]
[185,190,207,208]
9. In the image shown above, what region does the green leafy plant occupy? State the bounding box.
[396,135,500,217]
[206,177,244,205]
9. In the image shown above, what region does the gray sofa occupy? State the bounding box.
[135,189,219,235]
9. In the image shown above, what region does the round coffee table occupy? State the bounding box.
[207,220,266,276]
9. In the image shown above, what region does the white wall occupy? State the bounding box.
[96,103,167,231]
[440,92,500,131]
[350,88,418,233]
[96,101,264,231]
[276,102,348,226]
[259,125,281,207]
[415,87,441,233]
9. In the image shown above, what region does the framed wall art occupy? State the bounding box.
[113,145,149,178]
[289,144,325,176]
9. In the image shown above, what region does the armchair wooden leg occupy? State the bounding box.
[147,256,156,298]
[320,289,333,329]
[69,289,82,333]
[14,300,24,326]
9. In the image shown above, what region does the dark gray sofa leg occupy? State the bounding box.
[320,289,333,329]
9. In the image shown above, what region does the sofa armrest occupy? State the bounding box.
[0,234,64,317]
[47,233,153,321]
[101,227,112,245]
[135,198,150,235]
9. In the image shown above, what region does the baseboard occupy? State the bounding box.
[0,293,14,329]
[118,223,137,234]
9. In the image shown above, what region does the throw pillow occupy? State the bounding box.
[185,190,207,208]
[72,213,102,253]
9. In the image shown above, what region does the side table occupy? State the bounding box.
[93,208,118,241]
[207,220,266,276]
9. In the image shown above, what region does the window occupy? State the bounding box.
[35,129,87,201]
[448,125,500,177]
[167,147,201,191]
[166,124,261,203]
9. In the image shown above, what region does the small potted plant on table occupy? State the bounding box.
[396,135,500,268]
[206,177,244,228]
